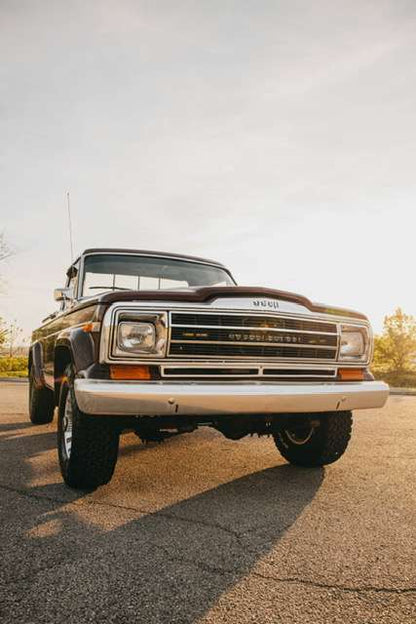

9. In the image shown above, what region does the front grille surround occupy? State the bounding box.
[99,302,372,371]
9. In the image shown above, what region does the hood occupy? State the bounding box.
[95,286,367,321]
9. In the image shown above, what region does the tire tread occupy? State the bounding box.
[29,368,55,424]
[274,411,352,467]
[58,365,119,489]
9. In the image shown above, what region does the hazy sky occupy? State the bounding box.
[1,0,416,338]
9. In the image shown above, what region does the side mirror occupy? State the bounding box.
[54,287,74,302]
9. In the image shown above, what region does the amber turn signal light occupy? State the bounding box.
[110,365,151,380]
[338,368,365,381]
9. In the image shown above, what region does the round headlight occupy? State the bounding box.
[117,322,156,353]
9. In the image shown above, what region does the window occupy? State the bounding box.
[81,254,234,297]
[61,261,79,309]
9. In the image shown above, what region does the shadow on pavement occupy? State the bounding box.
[0,417,324,623]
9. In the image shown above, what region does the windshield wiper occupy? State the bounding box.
[89,286,131,291]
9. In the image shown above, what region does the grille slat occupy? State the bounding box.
[171,313,337,334]
[171,327,338,347]
[169,343,336,359]
[169,312,338,361]
[161,366,337,380]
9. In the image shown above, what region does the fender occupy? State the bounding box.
[55,327,97,376]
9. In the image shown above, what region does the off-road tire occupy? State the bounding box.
[273,411,353,467]
[29,366,55,424]
[58,365,120,489]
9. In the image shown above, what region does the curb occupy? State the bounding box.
[0,377,28,383]
[388,388,416,396]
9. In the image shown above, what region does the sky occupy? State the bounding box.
[1,0,416,339]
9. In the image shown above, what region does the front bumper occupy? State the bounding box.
[74,380,389,417]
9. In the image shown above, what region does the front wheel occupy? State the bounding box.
[58,365,120,489]
[273,411,352,467]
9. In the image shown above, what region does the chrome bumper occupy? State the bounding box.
[74,380,389,417]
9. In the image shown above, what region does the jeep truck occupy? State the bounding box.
[29,248,389,489]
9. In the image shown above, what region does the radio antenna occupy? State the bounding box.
[66,190,74,262]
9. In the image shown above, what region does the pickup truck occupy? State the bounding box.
[29,248,389,489]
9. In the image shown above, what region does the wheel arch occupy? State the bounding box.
[54,343,73,404]
[54,328,96,402]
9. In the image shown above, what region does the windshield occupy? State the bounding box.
[81,254,234,297]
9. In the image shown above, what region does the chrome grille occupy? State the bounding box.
[170,313,337,333]
[169,312,338,361]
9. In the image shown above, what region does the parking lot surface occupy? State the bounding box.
[0,382,415,623]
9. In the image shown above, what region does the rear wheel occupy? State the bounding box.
[273,411,352,467]
[58,365,120,489]
[28,366,55,424]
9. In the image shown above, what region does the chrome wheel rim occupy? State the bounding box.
[63,393,73,458]
[285,425,314,446]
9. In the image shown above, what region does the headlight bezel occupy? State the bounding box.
[111,311,168,359]
[339,323,370,363]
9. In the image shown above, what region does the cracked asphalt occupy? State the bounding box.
[0,382,415,623]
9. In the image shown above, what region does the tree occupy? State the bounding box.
[4,320,23,357]
[0,232,13,293]
[0,232,12,263]
[0,318,7,348]
[373,308,416,373]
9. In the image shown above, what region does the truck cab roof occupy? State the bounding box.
[69,248,228,273]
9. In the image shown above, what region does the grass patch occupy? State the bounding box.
[0,356,28,378]
[0,370,28,378]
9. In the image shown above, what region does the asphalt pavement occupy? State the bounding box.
[0,382,415,623]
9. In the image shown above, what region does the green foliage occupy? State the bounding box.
[372,308,416,375]
[0,356,28,377]
[0,370,28,378]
